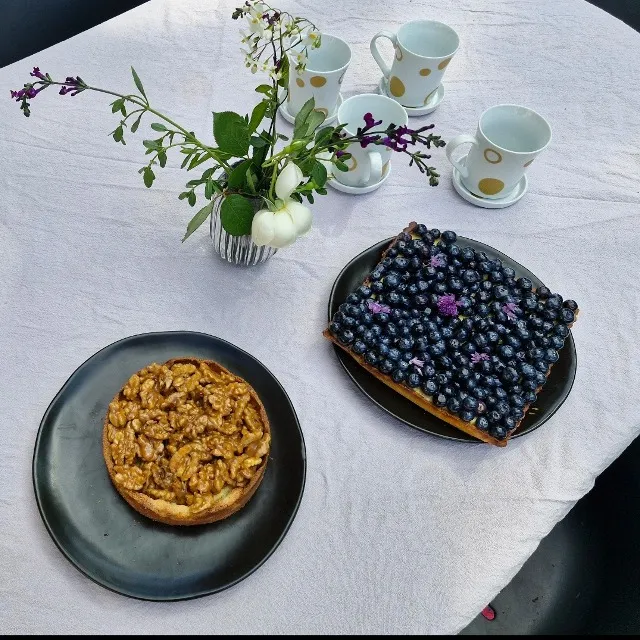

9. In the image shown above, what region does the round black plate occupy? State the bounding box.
[33,331,306,600]
[328,237,577,443]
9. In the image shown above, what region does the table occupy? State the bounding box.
[2,0,640,634]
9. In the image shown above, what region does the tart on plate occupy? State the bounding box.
[103,358,271,525]
[324,223,579,446]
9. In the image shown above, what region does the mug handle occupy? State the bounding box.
[370,31,397,79]
[445,134,478,179]
[364,151,383,186]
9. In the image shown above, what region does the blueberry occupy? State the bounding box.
[442,384,456,397]
[406,372,421,388]
[537,286,551,299]
[329,321,341,335]
[441,326,454,339]
[519,363,537,379]
[427,329,442,342]
[523,296,538,311]
[544,348,559,363]
[422,379,438,395]
[377,344,390,359]
[397,359,410,372]
[385,323,398,338]
[490,425,508,440]
[416,223,428,235]
[361,312,374,326]
[429,341,446,357]
[490,271,505,285]
[463,396,479,412]
[555,324,570,338]
[473,334,488,349]
[371,280,384,295]
[422,266,438,280]
[501,367,519,385]
[423,364,436,379]
[445,397,461,414]
[434,392,447,407]
[498,344,515,359]
[379,359,394,374]
[534,360,549,373]
[475,387,488,400]
[488,410,502,423]
[365,350,379,365]
[503,416,517,431]
[523,390,537,403]
[479,261,493,274]
[385,274,400,290]
[357,285,372,299]
[505,335,522,350]
[476,416,490,431]
[460,246,475,262]
[352,340,366,355]
[560,308,575,324]
[563,299,578,311]
[493,285,509,300]
[339,330,355,344]
[517,277,533,292]
[387,347,401,362]
[398,337,414,352]
[374,312,390,326]
[370,325,383,338]
[503,267,516,279]
[440,230,457,245]
[414,294,430,308]
[439,355,454,370]
[510,394,525,408]
[511,407,525,420]
[391,369,406,383]
[479,360,493,375]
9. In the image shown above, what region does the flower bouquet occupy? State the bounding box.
[10,2,445,262]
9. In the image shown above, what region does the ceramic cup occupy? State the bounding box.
[287,34,351,120]
[370,20,459,108]
[446,104,552,199]
[334,93,408,189]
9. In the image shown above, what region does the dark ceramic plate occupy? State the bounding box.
[33,331,306,600]
[328,237,577,443]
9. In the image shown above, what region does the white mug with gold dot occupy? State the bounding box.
[370,20,459,108]
[333,93,408,190]
[446,104,552,200]
[286,34,351,123]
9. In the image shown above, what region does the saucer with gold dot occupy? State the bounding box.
[452,154,528,209]
[278,90,343,126]
[377,79,444,116]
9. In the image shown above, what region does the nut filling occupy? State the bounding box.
[105,361,271,515]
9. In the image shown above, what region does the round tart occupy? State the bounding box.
[102,358,271,525]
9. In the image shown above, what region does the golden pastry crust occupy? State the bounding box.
[103,357,270,525]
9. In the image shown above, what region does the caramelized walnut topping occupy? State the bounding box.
[105,361,270,511]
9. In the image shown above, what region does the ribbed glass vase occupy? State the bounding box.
[210,197,277,265]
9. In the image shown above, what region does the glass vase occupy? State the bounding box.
[210,197,277,266]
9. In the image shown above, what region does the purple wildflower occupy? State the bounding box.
[471,352,489,364]
[336,149,347,158]
[430,254,445,268]
[30,67,46,80]
[360,135,379,148]
[367,300,390,314]
[409,357,425,374]
[363,112,382,130]
[502,302,520,320]
[437,294,461,317]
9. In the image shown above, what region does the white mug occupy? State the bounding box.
[446,104,552,199]
[287,34,351,120]
[370,20,459,108]
[335,93,408,188]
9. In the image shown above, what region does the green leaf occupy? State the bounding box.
[245,168,256,192]
[205,179,214,200]
[130,112,144,133]
[131,67,147,101]
[314,126,333,145]
[293,97,315,139]
[143,139,159,150]
[248,101,268,134]
[228,159,252,189]
[182,201,214,242]
[213,111,250,157]
[113,126,123,143]
[111,98,124,114]
[250,135,268,148]
[188,191,196,207]
[188,153,203,170]
[143,166,155,188]
[305,109,326,137]
[151,122,167,132]
[158,151,167,168]
[219,194,255,236]
[255,84,272,95]
[335,160,349,172]
[178,191,189,200]
[311,161,328,188]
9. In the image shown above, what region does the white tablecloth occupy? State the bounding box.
[2,0,640,634]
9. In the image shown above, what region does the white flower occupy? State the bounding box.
[301,29,320,47]
[246,14,265,37]
[275,162,304,200]
[249,3,267,19]
[251,163,312,249]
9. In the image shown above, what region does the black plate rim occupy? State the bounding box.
[328,236,577,443]
[32,330,307,601]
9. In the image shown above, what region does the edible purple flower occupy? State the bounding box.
[437,294,461,317]
[360,135,379,148]
[430,254,445,268]
[336,149,347,158]
[502,302,520,320]
[409,357,425,374]
[367,300,390,314]
[363,112,382,130]
[30,67,46,81]
[471,352,489,364]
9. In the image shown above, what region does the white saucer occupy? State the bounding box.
[377,79,444,116]
[452,155,528,209]
[278,91,342,126]
[327,165,392,194]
